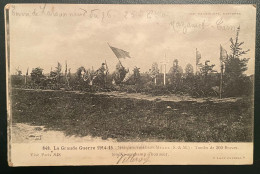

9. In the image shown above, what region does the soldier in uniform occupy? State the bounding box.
[99,63,106,75]
[95,63,107,87]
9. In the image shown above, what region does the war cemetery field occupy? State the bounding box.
[10,57,254,143]
[11,87,253,142]
[10,27,254,143]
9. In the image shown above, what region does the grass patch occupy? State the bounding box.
[11,89,253,142]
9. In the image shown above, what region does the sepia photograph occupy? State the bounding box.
[5,4,256,165]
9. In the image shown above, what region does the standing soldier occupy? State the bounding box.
[99,63,106,75]
[96,63,107,87]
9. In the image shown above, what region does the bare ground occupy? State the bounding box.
[10,88,253,142]
[12,123,115,143]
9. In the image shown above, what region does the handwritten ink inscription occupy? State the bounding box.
[116,153,150,164]
[9,4,238,34]
[113,152,168,164]
[169,20,206,34]
[169,18,236,34]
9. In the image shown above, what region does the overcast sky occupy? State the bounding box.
[9,4,256,75]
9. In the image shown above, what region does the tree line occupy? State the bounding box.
[11,26,253,98]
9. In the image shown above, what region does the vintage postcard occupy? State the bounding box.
[5,4,255,166]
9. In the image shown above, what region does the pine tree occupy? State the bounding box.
[200,60,215,77]
[224,26,251,96]
[225,26,250,78]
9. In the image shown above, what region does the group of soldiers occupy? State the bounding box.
[79,61,130,87]
[79,61,133,87]
[80,63,108,86]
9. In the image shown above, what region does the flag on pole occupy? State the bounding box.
[220,45,228,62]
[196,48,201,65]
[108,44,131,59]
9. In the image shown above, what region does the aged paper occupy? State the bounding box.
[5,4,255,166]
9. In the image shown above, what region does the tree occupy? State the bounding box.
[185,63,194,76]
[151,62,159,75]
[50,71,58,78]
[169,59,183,75]
[200,60,216,77]
[223,26,251,96]
[150,62,159,84]
[199,60,216,91]
[56,62,62,73]
[225,57,249,78]
[67,68,71,79]
[31,67,44,84]
[55,62,62,83]
[49,62,63,84]
[225,26,249,78]
[133,67,141,84]
[15,67,22,76]
[168,59,183,86]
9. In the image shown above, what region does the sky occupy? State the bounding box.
[8,4,256,75]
